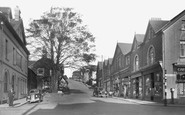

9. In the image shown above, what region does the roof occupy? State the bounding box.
[108,58,113,65]
[149,20,169,33]
[97,61,103,70]
[117,43,132,54]
[0,8,29,55]
[160,10,185,32]
[0,7,12,19]
[104,60,108,66]
[28,61,36,68]
[135,34,145,45]
[10,19,26,45]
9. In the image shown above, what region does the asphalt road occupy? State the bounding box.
[1,79,185,115]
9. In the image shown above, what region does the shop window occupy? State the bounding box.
[145,77,151,96]
[177,83,185,96]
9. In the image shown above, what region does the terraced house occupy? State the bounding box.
[0,7,29,104]
[98,9,185,104]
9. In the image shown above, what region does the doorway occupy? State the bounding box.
[151,73,154,101]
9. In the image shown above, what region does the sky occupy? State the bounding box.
[1,0,185,77]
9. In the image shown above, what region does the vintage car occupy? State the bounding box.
[26,89,43,103]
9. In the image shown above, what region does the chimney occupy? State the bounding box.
[14,6,21,21]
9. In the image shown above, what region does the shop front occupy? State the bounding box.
[120,77,129,98]
[130,73,142,99]
[174,65,185,104]
[142,64,163,102]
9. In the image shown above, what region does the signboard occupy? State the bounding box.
[176,67,185,72]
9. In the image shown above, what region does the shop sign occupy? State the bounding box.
[176,67,185,72]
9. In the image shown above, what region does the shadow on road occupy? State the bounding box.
[26,99,185,115]
[22,103,39,115]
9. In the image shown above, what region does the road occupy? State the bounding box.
[1,79,185,115]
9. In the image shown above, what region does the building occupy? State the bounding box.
[27,68,37,91]
[0,7,29,104]
[111,43,132,96]
[72,71,82,81]
[99,10,185,104]
[96,62,103,88]
[29,57,53,90]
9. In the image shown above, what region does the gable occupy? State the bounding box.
[131,34,144,52]
[10,19,26,45]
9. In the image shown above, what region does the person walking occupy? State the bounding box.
[8,88,14,106]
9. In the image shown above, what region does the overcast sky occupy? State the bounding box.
[1,0,185,76]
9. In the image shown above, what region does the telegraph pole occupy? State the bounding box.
[162,33,167,106]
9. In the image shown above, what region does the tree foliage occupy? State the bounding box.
[26,7,96,69]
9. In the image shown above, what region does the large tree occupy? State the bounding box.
[26,7,96,92]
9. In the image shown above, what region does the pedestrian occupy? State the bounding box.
[8,88,14,106]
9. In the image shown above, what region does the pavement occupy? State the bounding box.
[0,98,27,108]
[112,97,185,107]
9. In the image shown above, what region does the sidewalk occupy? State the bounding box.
[0,98,27,108]
[113,97,185,107]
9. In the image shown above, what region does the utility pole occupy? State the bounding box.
[162,33,167,106]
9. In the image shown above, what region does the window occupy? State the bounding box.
[12,74,15,91]
[5,39,8,60]
[134,55,139,71]
[13,48,16,65]
[180,22,185,57]
[37,68,44,76]
[180,41,185,57]
[148,46,155,64]
[4,71,8,92]
[118,57,121,68]
[126,56,130,65]
[16,51,22,68]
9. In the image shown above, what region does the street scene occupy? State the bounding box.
[1,0,185,115]
[1,79,185,115]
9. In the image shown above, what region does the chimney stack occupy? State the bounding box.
[14,6,21,21]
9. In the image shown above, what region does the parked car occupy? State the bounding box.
[99,90,108,98]
[26,89,43,103]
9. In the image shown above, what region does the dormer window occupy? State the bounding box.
[37,68,44,76]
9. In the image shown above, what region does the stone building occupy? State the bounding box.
[0,7,29,104]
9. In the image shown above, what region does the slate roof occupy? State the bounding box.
[160,10,185,32]
[108,58,113,65]
[135,34,145,45]
[149,20,169,33]
[97,61,103,70]
[28,60,36,68]
[104,59,108,66]
[117,43,132,54]
[0,7,12,19]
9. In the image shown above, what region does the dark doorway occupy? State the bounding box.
[151,73,154,101]
[136,77,139,99]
